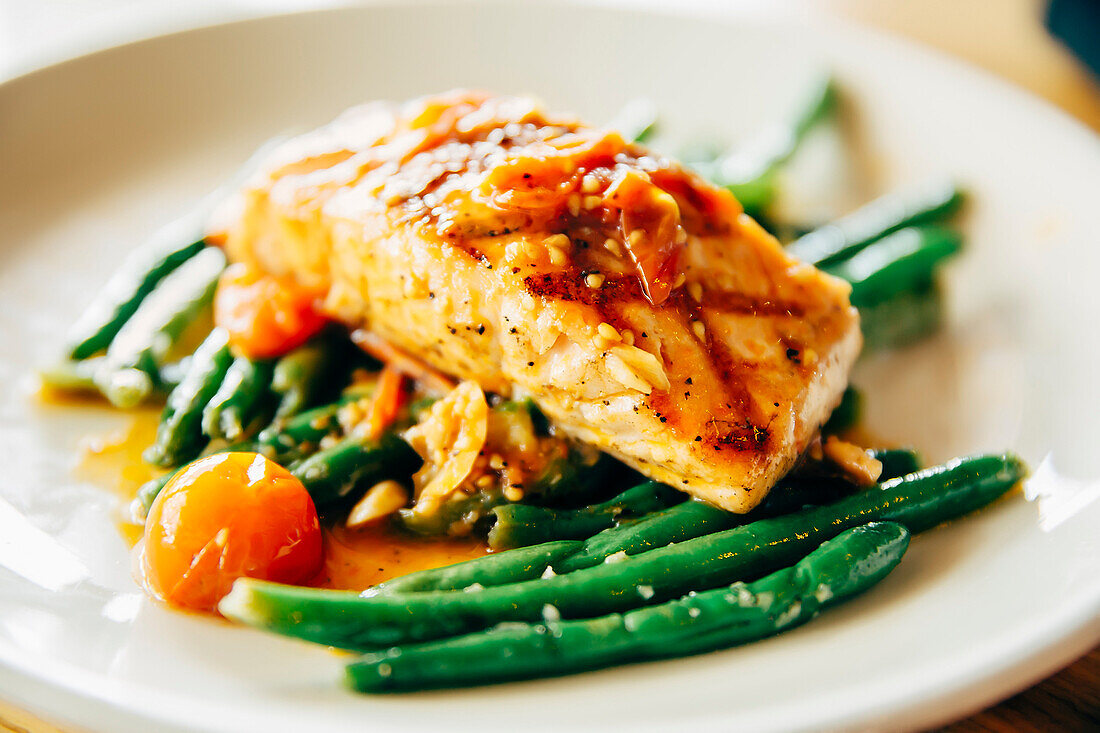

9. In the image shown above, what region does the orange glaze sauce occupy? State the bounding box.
[72,408,163,547]
[313,523,489,592]
[69,409,489,592]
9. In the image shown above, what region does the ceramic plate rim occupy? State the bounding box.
[1,3,1098,732]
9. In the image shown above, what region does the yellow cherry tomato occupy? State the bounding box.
[141,452,323,613]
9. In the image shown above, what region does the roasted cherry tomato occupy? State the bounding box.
[141,452,323,613]
[213,263,327,359]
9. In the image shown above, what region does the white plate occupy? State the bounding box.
[1,2,1098,731]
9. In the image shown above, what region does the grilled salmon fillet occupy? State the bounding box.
[224,91,861,513]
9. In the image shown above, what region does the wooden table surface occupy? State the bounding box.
[2,1,1098,732]
[944,648,1100,731]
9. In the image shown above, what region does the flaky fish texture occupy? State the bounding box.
[224,91,861,513]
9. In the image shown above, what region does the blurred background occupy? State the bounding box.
[1,0,1098,132]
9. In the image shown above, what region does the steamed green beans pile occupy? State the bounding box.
[41,79,1022,693]
[222,452,1025,690]
[349,522,912,691]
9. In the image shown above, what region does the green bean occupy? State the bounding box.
[253,382,376,461]
[290,433,420,508]
[256,401,343,459]
[346,522,909,692]
[858,280,945,349]
[376,541,585,594]
[132,472,174,522]
[563,470,856,567]
[398,489,505,537]
[271,339,335,419]
[786,179,964,267]
[398,499,737,590]
[750,476,858,518]
[871,448,922,481]
[823,386,862,435]
[157,358,190,392]
[201,357,275,441]
[555,499,736,573]
[68,135,292,363]
[370,451,910,594]
[94,247,225,408]
[144,328,234,467]
[66,220,207,361]
[713,75,837,215]
[220,453,1024,650]
[488,482,684,550]
[828,227,961,308]
[39,358,104,393]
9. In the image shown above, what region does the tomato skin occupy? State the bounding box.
[214,263,327,359]
[141,452,323,613]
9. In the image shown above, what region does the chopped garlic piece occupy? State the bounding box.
[610,344,670,393]
[822,436,883,486]
[404,381,489,514]
[346,480,409,528]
